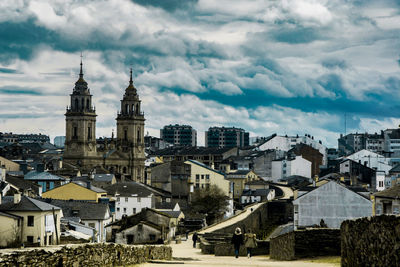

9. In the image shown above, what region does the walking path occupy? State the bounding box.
[198,202,263,234]
[140,236,339,267]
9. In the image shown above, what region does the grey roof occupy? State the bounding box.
[159,210,182,218]
[72,181,106,193]
[151,146,235,157]
[25,170,66,181]
[6,175,42,195]
[374,184,400,199]
[389,164,400,173]
[93,174,115,182]
[0,211,23,220]
[104,182,159,197]
[39,198,110,220]
[0,196,61,212]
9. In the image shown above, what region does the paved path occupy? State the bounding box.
[140,236,338,267]
[198,202,263,234]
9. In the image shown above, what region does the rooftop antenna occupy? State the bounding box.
[79,51,83,77]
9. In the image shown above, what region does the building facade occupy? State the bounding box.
[63,63,145,181]
[160,124,197,147]
[205,127,249,148]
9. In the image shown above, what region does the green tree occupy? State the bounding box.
[191,185,229,225]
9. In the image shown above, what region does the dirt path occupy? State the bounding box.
[140,237,338,267]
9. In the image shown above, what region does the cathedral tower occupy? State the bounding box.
[64,60,97,167]
[116,69,145,181]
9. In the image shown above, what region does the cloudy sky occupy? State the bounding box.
[1,0,400,147]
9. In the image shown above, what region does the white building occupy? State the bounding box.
[346,150,392,174]
[105,182,168,220]
[271,155,312,182]
[293,181,372,229]
[258,134,327,166]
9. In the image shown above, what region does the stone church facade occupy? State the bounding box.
[63,61,145,181]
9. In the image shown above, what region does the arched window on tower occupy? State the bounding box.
[131,104,135,114]
[86,99,90,110]
[73,127,78,139]
[125,104,129,114]
[136,104,139,114]
[81,99,84,110]
[137,127,140,142]
[124,129,127,141]
[75,98,78,110]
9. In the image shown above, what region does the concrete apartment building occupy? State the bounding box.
[160,124,197,147]
[205,126,249,148]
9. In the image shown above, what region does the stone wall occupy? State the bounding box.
[213,200,293,239]
[214,241,269,256]
[341,215,400,267]
[270,229,340,260]
[0,243,172,266]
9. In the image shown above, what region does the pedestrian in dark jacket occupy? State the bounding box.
[192,232,198,248]
[231,227,244,258]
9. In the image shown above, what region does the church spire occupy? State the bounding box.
[129,68,133,86]
[79,53,84,79]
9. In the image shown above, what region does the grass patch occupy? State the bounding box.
[304,256,341,265]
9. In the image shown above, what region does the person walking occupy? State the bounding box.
[192,232,198,248]
[231,227,244,258]
[244,229,257,258]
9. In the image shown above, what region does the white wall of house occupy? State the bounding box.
[115,195,153,220]
[376,171,386,191]
[271,156,311,182]
[82,215,112,242]
[258,135,327,166]
[293,181,372,229]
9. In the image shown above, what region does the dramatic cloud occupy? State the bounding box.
[1,0,400,147]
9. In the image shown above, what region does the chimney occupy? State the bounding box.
[20,163,28,174]
[36,163,45,173]
[14,193,21,204]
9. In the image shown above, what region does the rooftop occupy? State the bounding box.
[0,196,61,212]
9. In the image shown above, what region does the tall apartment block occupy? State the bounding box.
[160,124,197,147]
[205,126,249,148]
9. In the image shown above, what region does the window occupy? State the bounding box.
[195,183,199,189]
[117,197,120,202]
[206,174,210,180]
[201,175,204,179]
[123,208,127,213]
[117,207,120,212]
[393,206,400,215]
[133,208,136,214]
[89,223,95,228]
[138,224,143,231]
[137,197,141,203]
[73,127,78,138]
[27,236,34,243]
[196,174,200,180]
[375,204,383,215]
[206,184,210,189]
[294,205,299,213]
[28,216,34,227]
[124,130,127,141]
[88,126,92,140]
[125,197,128,202]
[149,234,156,241]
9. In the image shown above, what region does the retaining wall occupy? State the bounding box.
[0,243,172,266]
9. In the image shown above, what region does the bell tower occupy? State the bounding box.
[116,69,145,181]
[64,59,97,167]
